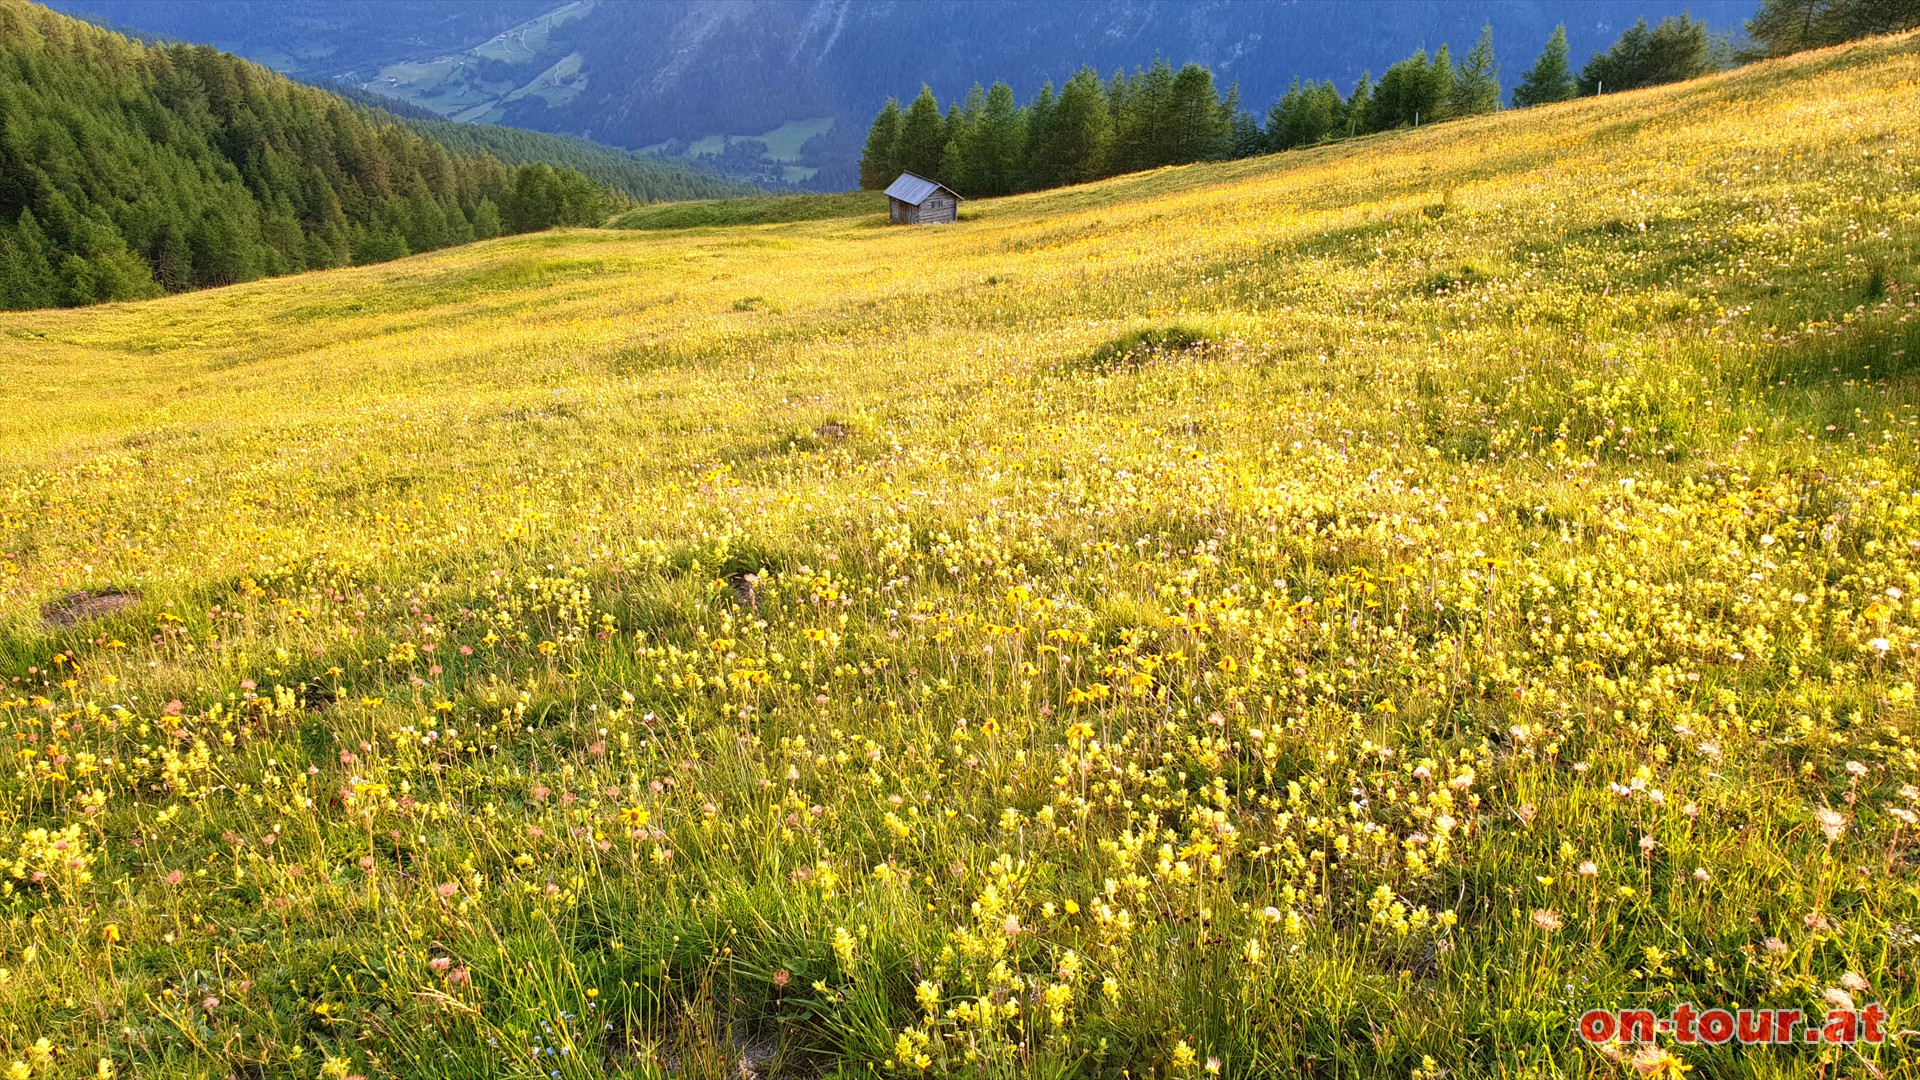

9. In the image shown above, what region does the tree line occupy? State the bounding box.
[318,81,758,205]
[862,1,1914,201]
[1742,0,1920,59]
[0,1,629,311]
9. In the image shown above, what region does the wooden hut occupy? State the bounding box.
[884,173,961,224]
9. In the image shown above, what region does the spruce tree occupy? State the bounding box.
[1512,26,1577,106]
[858,98,903,189]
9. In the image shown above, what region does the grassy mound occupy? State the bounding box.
[1083,323,1218,369]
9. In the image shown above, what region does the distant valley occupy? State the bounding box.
[49,0,1758,190]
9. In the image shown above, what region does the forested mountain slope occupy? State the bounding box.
[49,0,557,79]
[320,81,759,204]
[0,1,621,309]
[45,0,1759,189]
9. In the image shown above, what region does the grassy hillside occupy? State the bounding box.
[609,191,887,230]
[2,31,1918,1080]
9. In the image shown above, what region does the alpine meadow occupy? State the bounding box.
[6,24,1920,1080]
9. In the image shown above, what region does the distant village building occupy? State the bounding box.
[884,173,961,224]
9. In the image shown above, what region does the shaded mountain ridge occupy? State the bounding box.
[0,1,624,309]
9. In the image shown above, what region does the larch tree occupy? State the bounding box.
[1451,25,1501,115]
[894,85,947,180]
[858,97,903,189]
[1512,25,1577,106]
[1035,67,1111,187]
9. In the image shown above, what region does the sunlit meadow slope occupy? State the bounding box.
[3,31,1919,1080]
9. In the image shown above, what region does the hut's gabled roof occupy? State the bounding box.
[884,172,961,206]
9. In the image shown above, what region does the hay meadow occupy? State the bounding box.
[3,31,1920,1080]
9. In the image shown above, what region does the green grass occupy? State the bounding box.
[3,31,1920,1080]
[608,191,887,230]
[376,0,595,122]
[681,117,837,164]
